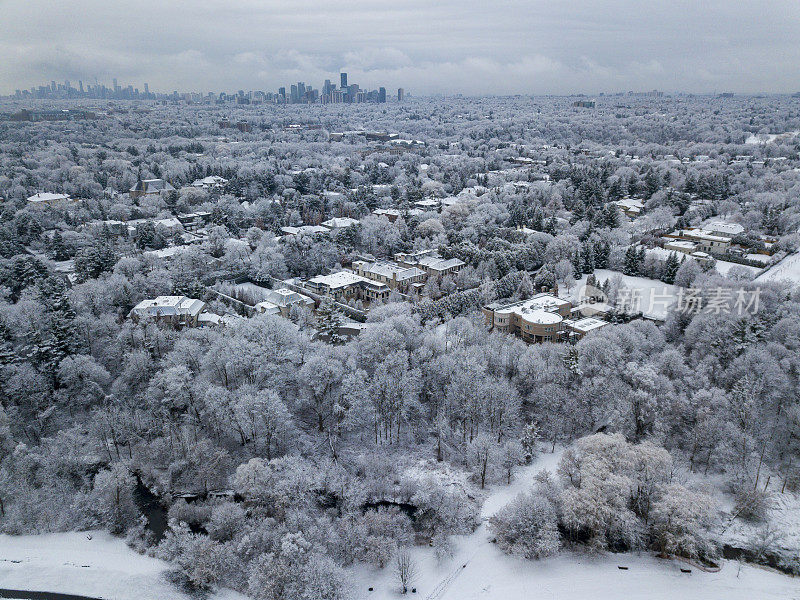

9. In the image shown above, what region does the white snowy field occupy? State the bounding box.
[561,269,678,320]
[645,247,763,278]
[351,450,798,600]
[0,530,246,600]
[755,252,800,287]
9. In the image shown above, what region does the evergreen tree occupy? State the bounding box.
[48,230,70,261]
[623,246,640,276]
[571,250,582,279]
[662,252,680,284]
[602,203,620,228]
[315,299,346,345]
[594,241,610,269]
[581,242,595,274]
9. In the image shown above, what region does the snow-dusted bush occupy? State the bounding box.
[650,482,718,560]
[207,502,247,542]
[489,489,560,559]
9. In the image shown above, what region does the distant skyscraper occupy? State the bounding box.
[397,88,405,102]
[144,83,149,94]
[340,73,347,89]
[113,78,119,91]
[379,87,387,103]
[79,80,84,93]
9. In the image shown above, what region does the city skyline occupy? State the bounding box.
[2,1,799,96]
[8,73,406,104]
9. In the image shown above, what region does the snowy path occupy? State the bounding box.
[351,448,798,600]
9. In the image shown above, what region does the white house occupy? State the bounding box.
[130,296,206,327]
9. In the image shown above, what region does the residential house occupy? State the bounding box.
[704,220,745,238]
[351,260,426,292]
[191,175,228,189]
[482,293,573,343]
[129,178,176,200]
[305,271,390,303]
[563,317,609,341]
[255,287,315,317]
[280,225,330,238]
[677,229,732,255]
[395,250,465,278]
[321,217,360,232]
[27,192,75,207]
[613,198,645,219]
[130,296,206,327]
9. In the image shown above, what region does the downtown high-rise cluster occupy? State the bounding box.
[277,73,403,104]
[10,73,406,105]
[13,78,156,100]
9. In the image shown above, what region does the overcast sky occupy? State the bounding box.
[2,0,799,95]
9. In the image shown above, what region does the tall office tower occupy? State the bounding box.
[340,72,348,89]
[279,87,286,101]
[379,87,386,103]
[397,88,405,102]
[79,81,84,94]
[113,78,119,91]
[297,82,306,101]
[51,80,57,92]
[144,83,149,94]
[290,84,298,103]
[323,79,332,95]
[65,80,70,91]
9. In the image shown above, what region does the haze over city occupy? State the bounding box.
[2,0,800,95]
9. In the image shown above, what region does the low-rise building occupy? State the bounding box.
[130,296,206,327]
[482,294,572,343]
[704,220,745,238]
[281,225,330,237]
[255,287,315,317]
[129,178,176,200]
[352,260,426,291]
[564,317,609,341]
[305,271,390,303]
[321,217,360,231]
[664,240,698,255]
[613,198,645,219]
[27,192,75,207]
[678,229,731,255]
[395,251,465,278]
[191,176,228,189]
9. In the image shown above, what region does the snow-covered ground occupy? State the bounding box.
[562,269,678,320]
[755,252,800,287]
[644,247,762,278]
[745,131,799,145]
[720,490,800,565]
[0,531,246,600]
[351,448,797,600]
[713,260,762,277]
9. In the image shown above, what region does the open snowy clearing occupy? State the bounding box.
[561,269,678,320]
[0,531,246,600]
[755,252,800,287]
[351,449,797,600]
[644,247,763,279]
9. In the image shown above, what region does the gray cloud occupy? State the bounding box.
[1,0,799,94]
